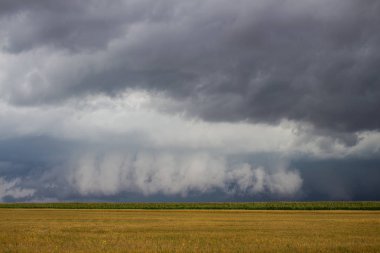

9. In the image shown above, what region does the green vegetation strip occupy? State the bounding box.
[0,202,379,210]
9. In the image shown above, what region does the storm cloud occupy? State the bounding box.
[0,0,379,201]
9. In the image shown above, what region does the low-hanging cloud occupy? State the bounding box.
[0,177,35,201]
[0,132,379,201]
[67,151,302,197]
[0,90,379,201]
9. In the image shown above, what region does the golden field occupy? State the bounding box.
[0,209,379,253]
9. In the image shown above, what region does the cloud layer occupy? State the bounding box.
[68,152,302,197]
[1,0,379,134]
[0,0,379,201]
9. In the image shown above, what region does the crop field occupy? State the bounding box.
[0,209,379,253]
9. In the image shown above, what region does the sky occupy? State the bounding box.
[0,0,379,202]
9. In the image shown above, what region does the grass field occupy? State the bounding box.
[0,209,379,252]
[1,201,380,210]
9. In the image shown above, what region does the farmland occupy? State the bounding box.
[0,209,379,252]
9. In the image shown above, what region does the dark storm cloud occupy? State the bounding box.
[1,0,380,202]
[0,136,286,201]
[0,135,379,201]
[1,0,380,135]
[0,136,73,201]
[0,0,171,53]
[293,158,380,200]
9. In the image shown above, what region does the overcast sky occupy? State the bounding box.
[0,0,379,202]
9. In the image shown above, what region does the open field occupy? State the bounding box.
[1,201,380,210]
[0,209,379,252]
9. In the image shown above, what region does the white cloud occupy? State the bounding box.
[0,91,378,159]
[67,151,302,197]
[0,177,35,201]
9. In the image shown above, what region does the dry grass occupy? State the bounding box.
[0,209,379,252]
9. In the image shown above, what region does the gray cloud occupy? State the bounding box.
[0,131,379,201]
[0,0,157,53]
[0,177,35,201]
[294,158,380,200]
[0,0,379,202]
[1,135,379,201]
[0,135,303,201]
[1,0,379,136]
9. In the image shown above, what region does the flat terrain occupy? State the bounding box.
[1,201,380,210]
[0,209,379,252]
